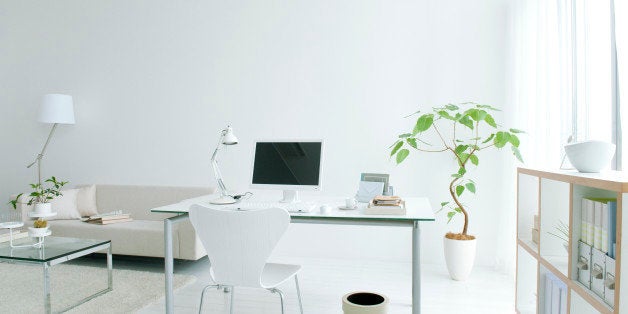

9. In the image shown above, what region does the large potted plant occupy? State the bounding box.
[390,102,523,280]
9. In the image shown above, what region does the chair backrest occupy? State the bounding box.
[189,204,290,288]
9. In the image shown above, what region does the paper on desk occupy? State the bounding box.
[355,180,385,203]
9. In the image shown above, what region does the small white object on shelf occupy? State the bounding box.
[564,140,615,173]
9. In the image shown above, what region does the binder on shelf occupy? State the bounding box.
[608,201,617,259]
[544,275,553,314]
[604,255,616,308]
[586,198,595,246]
[577,241,592,289]
[591,247,606,298]
[601,201,609,254]
[593,201,602,250]
[581,198,588,243]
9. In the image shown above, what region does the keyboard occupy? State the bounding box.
[227,201,316,213]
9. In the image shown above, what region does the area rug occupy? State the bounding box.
[0,262,195,313]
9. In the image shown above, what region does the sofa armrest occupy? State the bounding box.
[175,220,206,260]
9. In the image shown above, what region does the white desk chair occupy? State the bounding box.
[189,204,304,314]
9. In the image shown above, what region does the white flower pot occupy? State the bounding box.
[34,203,52,214]
[28,226,50,238]
[444,236,477,281]
[342,292,388,314]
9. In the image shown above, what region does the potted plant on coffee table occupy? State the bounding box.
[10,176,67,238]
[390,102,523,280]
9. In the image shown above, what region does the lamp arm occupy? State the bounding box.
[211,133,229,196]
[26,123,59,188]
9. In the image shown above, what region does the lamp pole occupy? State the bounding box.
[27,123,59,187]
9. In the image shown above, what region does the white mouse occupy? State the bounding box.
[320,204,332,214]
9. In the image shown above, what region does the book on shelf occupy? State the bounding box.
[594,200,602,250]
[365,200,406,215]
[608,201,617,258]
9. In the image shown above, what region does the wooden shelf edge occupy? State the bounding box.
[539,256,570,284]
[518,167,628,192]
[570,281,614,314]
[517,239,539,258]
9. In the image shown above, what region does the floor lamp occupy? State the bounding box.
[27,94,75,187]
[210,126,239,205]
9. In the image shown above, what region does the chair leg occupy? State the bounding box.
[270,288,286,314]
[198,284,220,314]
[229,286,235,314]
[295,275,304,314]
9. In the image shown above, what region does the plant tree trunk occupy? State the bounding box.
[449,177,469,235]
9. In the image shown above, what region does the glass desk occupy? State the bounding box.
[0,236,112,314]
[151,194,434,314]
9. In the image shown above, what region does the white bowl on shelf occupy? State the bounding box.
[564,140,616,173]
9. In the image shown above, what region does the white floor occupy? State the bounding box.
[134,257,515,314]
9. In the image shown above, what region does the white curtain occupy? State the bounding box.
[511,0,574,170]
[616,0,628,168]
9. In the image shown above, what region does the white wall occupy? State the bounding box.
[0,0,512,266]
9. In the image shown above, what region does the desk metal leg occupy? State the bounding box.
[412,221,420,314]
[43,262,51,314]
[107,244,113,290]
[165,214,188,314]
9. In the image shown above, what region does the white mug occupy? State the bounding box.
[345,198,357,208]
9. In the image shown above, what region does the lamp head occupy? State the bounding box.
[222,126,238,145]
[38,94,75,124]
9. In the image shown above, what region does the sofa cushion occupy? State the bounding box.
[49,189,81,220]
[77,184,98,217]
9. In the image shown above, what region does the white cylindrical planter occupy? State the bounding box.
[28,226,50,237]
[342,292,388,314]
[444,236,477,281]
[34,203,52,215]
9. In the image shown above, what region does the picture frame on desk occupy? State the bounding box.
[360,173,389,193]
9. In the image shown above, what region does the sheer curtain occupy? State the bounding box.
[616,0,628,168]
[511,0,574,170]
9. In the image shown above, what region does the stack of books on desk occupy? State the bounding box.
[0,229,29,243]
[83,212,133,225]
[365,195,406,215]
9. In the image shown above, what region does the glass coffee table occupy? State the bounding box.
[0,236,112,314]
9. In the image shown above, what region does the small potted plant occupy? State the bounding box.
[29,218,49,237]
[11,176,68,215]
[390,102,523,280]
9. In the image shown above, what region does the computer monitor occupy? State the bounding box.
[250,140,323,203]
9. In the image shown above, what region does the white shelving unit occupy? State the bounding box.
[516,168,626,314]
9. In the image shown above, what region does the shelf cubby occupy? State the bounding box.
[517,245,538,314]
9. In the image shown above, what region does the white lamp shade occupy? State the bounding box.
[222,126,238,145]
[38,94,75,124]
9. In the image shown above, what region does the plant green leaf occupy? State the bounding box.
[454,145,469,155]
[509,134,520,147]
[458,115,474,129]
[465,182,476,193]
[446,104,459,111]
[440,201,450,207]
[484,114,497,128]
[447,211,456,223]
[482,133,495,144]
[391,141,403,156]
[437,110,455,121]
[454,207,462,213]
[413,114,434,134]
[512,146,524,163]
[469,154,479,166]
[456,185,465,197]
[458,167,466,176]
[494,131,510,148]
[398,133,412,138]
[509,128,525,133]
[396,149,410,164]
[406,138,418,149]
[451,173,463,178]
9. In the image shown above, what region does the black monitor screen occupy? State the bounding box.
[252,142,322,186]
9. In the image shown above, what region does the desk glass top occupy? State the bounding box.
[151,194,435,222]
[0,237,110,262]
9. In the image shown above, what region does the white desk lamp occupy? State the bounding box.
[210,126,239,205]
[26,94,75,187]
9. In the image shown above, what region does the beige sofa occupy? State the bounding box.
[17,185,214,260]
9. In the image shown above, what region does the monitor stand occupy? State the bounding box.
[280,190,300,203]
